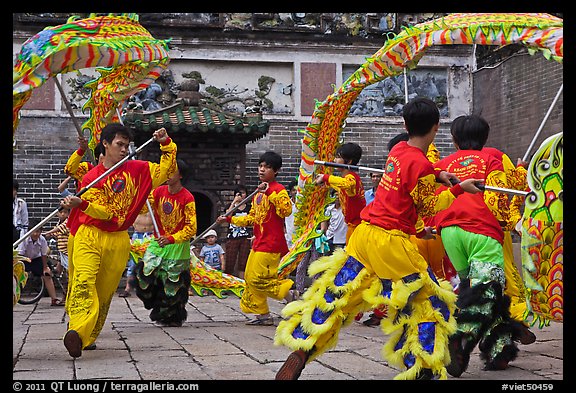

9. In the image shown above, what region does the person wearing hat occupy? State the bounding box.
[199,229,225,271]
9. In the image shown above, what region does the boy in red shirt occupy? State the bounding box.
[217,151,295,326]
[314,142,366,244]
[135,159,197,327]
[275,97,482,380]
[434,115,524,375]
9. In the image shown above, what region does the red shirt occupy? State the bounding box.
[150,185,197,243]
[322,171,366,226]
[72,138,177,235]
[75,160,155,233]
[434,149,506,243]
[228,181,292,255]
[361,141,463,235]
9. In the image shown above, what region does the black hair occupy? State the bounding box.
[450,115,490,150]
[258,151,283,171]
[13,179,19,190]
[28,219,41,231]
[387,132,410,152]
[94,142,105,158]
[402,97,440,137]
[287,179,297,191]
[335,142,362,165]
[100,123,133,144]
[234,184,248,195]
[176,158,189,182]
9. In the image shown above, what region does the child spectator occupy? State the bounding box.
[42,207,71,276]
[224,185,252,279]
[200,229,225,270]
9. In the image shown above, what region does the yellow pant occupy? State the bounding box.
[410,234,446,279]
[276,222,457,380]
[345,223,358,245]
[240,251,293,315]
[503,231,528,322]
[66,225,130,348]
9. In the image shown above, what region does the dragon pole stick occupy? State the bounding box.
[313,160,527,196]
[191,187,260,245]
[13,136,156,249]
[522,83,563,162]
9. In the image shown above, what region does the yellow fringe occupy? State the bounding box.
[275,249,375,361]
[379,272,457,380]
[275,249,458,379]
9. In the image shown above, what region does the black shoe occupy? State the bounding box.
[446,336,470,378]
[415,368,434,380]
[516,324,536,345]
[484,358,510,371]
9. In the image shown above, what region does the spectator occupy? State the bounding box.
[199,229,225,270]
[13,179,29,242]
[325,197,347,254]
[57,176,75,198]
[364,172,382,205]
[224,185,252,279]
[42,207,71,277]
[284,179,298,248]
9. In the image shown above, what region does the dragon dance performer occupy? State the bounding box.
[135,159,196,327]
[61,136,105,314]
[314,142,366,244]
[360,133,456,327]
[275,97,483,380]
[434,115,527,375]
[481,146,536,345]
[217,151,296,326]
[59,124,176,358]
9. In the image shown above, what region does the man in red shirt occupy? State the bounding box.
[60,124,176,358]
[275,97,482,380]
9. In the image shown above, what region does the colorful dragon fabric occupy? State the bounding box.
[278,13,563,279]
[13,251,29,307]
[520,132,563,327]
[13,13,170,150]
[132,241,245,299]
[189,254,245,299]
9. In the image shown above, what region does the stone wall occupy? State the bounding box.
[473,53,563,162]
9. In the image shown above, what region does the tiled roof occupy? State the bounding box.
[123,102,270,142]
